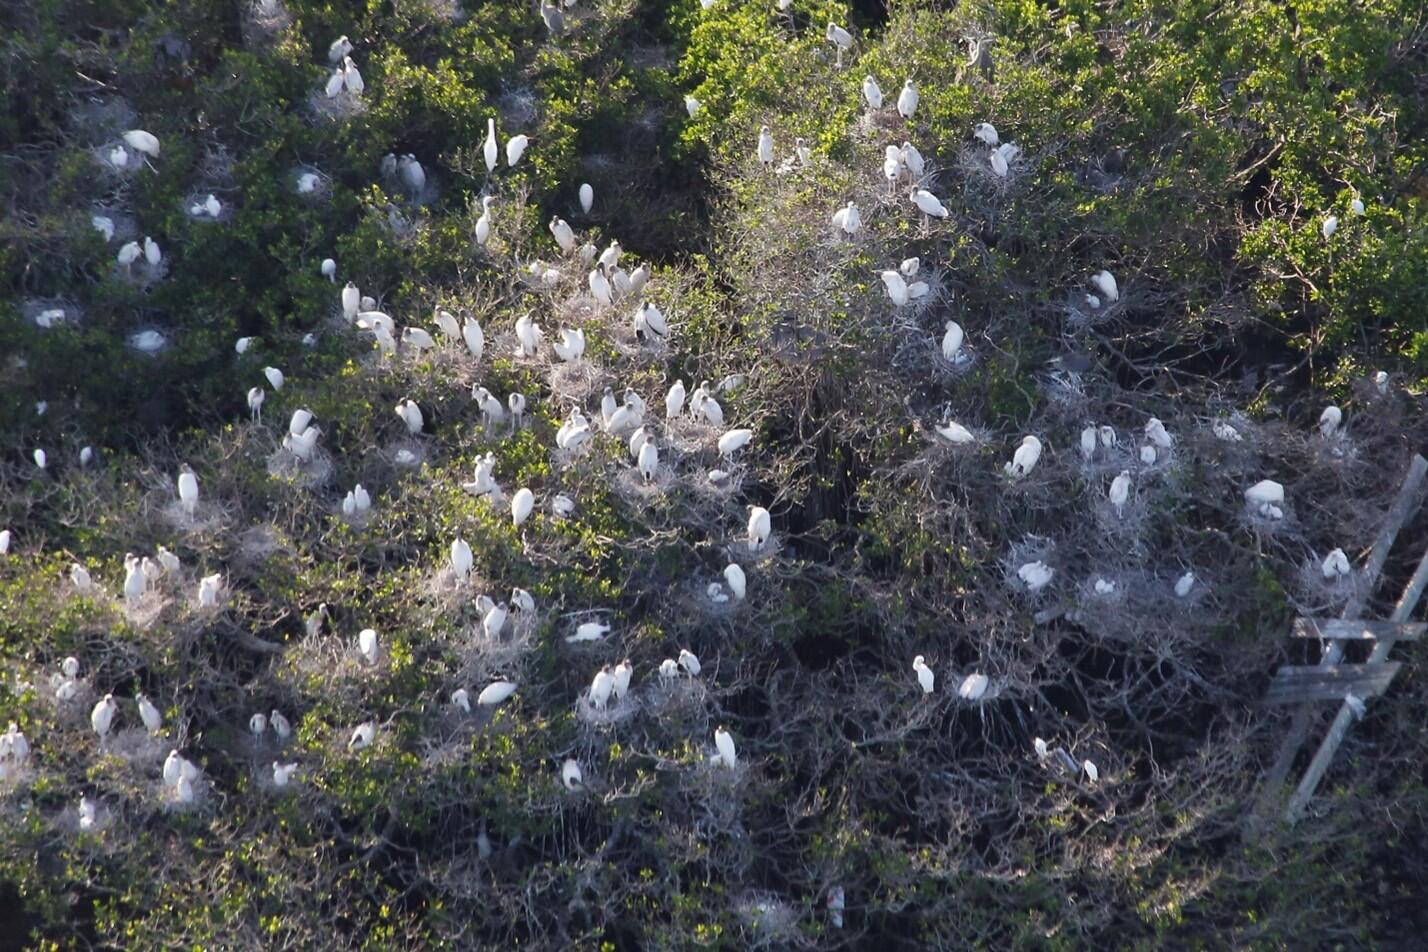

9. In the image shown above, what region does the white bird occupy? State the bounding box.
[92,214,115,241]
[108,144,130,170]
[288,408,313,438]
[163,750,187,786]
[678,648,701,676]
[913,656,934,694]
[123,555,147,605]
[471,386,503,425]
[589,666,615,709]
[958,673,989,701]
[450,538,474,580]
[718,428,753,457]
[684,96,701,117]
[1091,270,1119,303]
[659,658,679,678]
[249,712,268,737]
[143,236,161,266]
[450,688,472,713]
[270,710,291,740]
[1109,471,1131,515]
[340,282,360,320]
[567,621,611,643]
[940,321,964,361]
[484,118,499,172]
[0,530,9,555]
[714,727,737,768]
[0,722,29,765]
[747,506,771,550]
[579,183,594,214]
[756,125,774,167]
[272,762,298,787]
[796,137,811,164]
[348,723,375,750]
[483,601,508,639]
[358,628,379,664]
[935,420,975,444]
[325,68,345,98]
[973,122,999,146]
[79,796,99,829]
[1244,479,1285,518]
[474,196,494,246]
[879,270,911,307]
[156,547,180,575]
[825,23,853,63]
[911,189,948,218]
[511,488,535,527]
[328,35,352,63]
[1318,405,1343,438]
[612,660,633,699]
[665,379,687,419]
[177,467,199,517]
[831,201,861,236]
[896,80,918,119]
[634,302,669,341]
[117,240,141,271]
[395,398,424,435]
[638,440,659,482]
[707,582,729,604]
[827,887,845,929]
[342,56,363,94]
[137,694,163,734]
[506,134,529,167]
[562,759,584,789]
[862,75,883,109]
[1033,737,1050,762]
[298,172,323,196]
[1079,426,1098,460]
[1175,572,1196,598]
[198,573,223,607]
[1374,370,1389,394]
[91,694,117,737]
[549,216,576,254]
[462,316,485,360]
[1018,561,1054,591]
[1322,215,1338,238]
[989,142,1020,176]
[1083,760,1099,783]
[123,129,160,158]
[1145,418,1173,449]
[1351,197,1366,216]
[900,142,925,180]
[401,327,435,352]
[724,563,746,600]
[1005,435,1043,478]
[1322,548,1352,579]
[70,562,92,591]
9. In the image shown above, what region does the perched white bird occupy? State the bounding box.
[177,467,199,517]
[911,189,948,218]
[562,759,584,790]
[634,302,669,341]
[462,316,486,360]
[831,201,861,236]
[747,506,771,550]
[684,96,701,117]
[506,134,529,167]
[1322,548,1352,579]
[289,407,314,437]
[324,67,345,98]
[940,321,964,361]
[714,727,737,768]
[450,538,474,580]
[1079,426,1098,460]
[395,398,424,435]
[1145,418,1173,450]
[989,142,1020,176]
[1083,760,1099,783]
[973,122,999,146]
[549,216,577,254]
[342,56,363,94]
[123,555,147,605]
[1018,561,1054,591]
[341,282,360,320]
[92,214,115,241]
[825,23,854,61]
[567,621,611,643]
[900,141,924,180]
[724,563,746,600]
[589,666,615,709]
[108,144,130,170]
[1005,435,1043,478]
[879,270,911,307]
[718,428,753,457]
[236,336,256,355]
[272,762,298,787]
[249,712,268,737]
[123,129,160,158]
[348,723,375,750]
[579,183,594,214]
[1109,471,1131,515]
[451,688,472,713]
[91,694,117,737]
[796,137,812,164]
[484,118,499,173]
[483,601,508,639]
[474,195,495,246]
[827,887,845,929]
[896,80,918,119]
[638,440,659,482]
[678,648,701,676]
[1091,270,1120,303]
[862,75,883,109]
[1322,215,1338,238]
[958,673,989,701]
[137,694,163,734]
[665,379,687,419]
[935,420,975,445]
[659,658,679,678]
[1244,479,1286,519]
[70,562,92,591]
[1175,572,1196,598]
[913,655,935,694]
[117,240,141,270]
[358,628,379,664]
[511,488,535,527]
[612,660,633,699]
[756,125,774,167]
[270,710,291,740]
[1318,405,1343,438]
[1350,197,1366,216]
[328,34,352,63]
[143,236,161,266]
[198,573,223,607]
[79,796,99,829]
[0,530,9,555]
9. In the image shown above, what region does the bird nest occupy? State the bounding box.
[182,190,232,223]
[613,461,676,504]
[242,0,292,43]
[557,294,603,325]
[308,87,366,122]
[23,297,81,330]
[575,691,640,728]
[266,446,334,488]
[547,359,607,403]
[1293,556,1364,614]
[123,590,171,630]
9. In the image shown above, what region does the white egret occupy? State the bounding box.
[474,196,495,246]
[142,236,161,268]
[973,122,999,146]
[1318,405,1343,438]
[450,538,474,580]
[1374,370,1389,394]
[1094,578,1116,595]
[157,548,180,574]
[0,722,29,765]
[796,137,811,164]
[450,688,472,713]
[552,493,574,517]
[342,56,363,94]
[724,563,746,600]
[235,336,257,356]
[896,80,918,119]
[707,582,730,604]
[1083,760,1099,783]
[900,142,925,181]
[1322,215,1338,238]
[1005,435,1043,478]
[324,68,345,98]
[123,555,146,606]
[718,428,753,457]
[117,240,141,271]
[911,188,949,218]
[638,440,659,482]
[714,727,737,768]
[462,316,485,360]
[123,129,160,158]
[273,762,298,787]
[589,666,615,709]
[958,673,989,701]
[79,796,99,829]
[177,467,199,517]
[665,379,687,418]
[567,621,611,643]
[562,759,584,790]
[511,488,535,527]
[358,628,379,664]
[862,75,882,109]
[91,694,117,737]
[678,648,701,676]
[1321,548,1352,579]
[989,142,1020,176]
[754,125,775,169]
[1109,471,1131,516]
[348,723,375,750]
[579,182,593,214]
[1091,270,1119,303]
[136,694,163,734]
[298,172,322,195]
[271,710,291,740]
[506,134,529,167]
[913,656,935,694]
[1018,561,1054,591]
[747,505,771,550]
[484,118,498,172]
[941,321,964,361]
[1351,197,1366,216]
[1139,445,1157,465]
[831,201,861,235]
[108,144,131,170]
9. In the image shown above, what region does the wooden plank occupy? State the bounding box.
[1263,662,1401,705]
[1292,618,1426,641]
